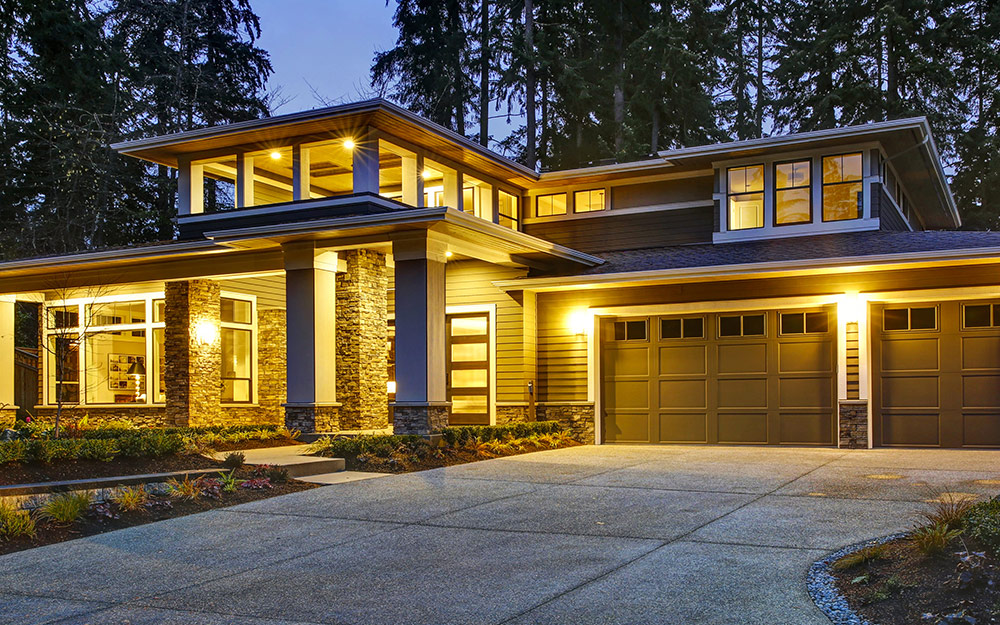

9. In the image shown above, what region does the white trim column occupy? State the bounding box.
[236,153,254,208]
[0,296,16,418]
[177,157,204,216]
[391,232,450,434]
[283,242,340,432]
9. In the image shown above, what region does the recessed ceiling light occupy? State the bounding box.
[445,251,453,258]
[422,169,433,179]
[270,151,281,160]
[343,138,356,150]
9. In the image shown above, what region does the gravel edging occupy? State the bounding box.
[807,532,908,625]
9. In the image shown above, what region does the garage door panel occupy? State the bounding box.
[780,377,833,408]
[882,376,939,409]
[881,338,938,371]
[963,414,1000,447]
[659,413,708,443]
[962,336,1000,370]
[604,411,650,442]
[659,379,706,408]
[718,412,768,443]
[779,413,832,445]
[962,375,1000,408]
[603,347,649,377]
[779,341,833,374]
[659,345,706,375]
[718,378,767,408]
[604,380,649,409]
[882,412,940,446]
[718,343,767,373]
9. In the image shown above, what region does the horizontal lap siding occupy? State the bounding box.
[610,177,712,209]
[523,207,713,253]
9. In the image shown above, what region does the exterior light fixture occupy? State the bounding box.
[445,251,453,258]
[387,380,396,394]
[270,151,281,160]
[838,293,865,324]
[343,138,356,150]
[422,169,433,179]
[569,310,591,336]
[193,319,219,345]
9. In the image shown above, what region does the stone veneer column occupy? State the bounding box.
[164,280,221,427]
[336,250,388,430]
[838,400,869,449]
[256,309,287,425]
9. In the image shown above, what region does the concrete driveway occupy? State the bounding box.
[2,445,998,625]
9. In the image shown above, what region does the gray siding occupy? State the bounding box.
[874,183,911,232]
[523,207,714,253]
[611,176,712,209]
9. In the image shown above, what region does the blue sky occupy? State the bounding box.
[251,1,398,113]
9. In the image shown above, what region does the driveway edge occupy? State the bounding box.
[807,532,906,625]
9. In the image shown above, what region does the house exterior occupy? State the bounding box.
[1,98,997,449]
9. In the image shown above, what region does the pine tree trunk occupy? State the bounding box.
[524,0,536,168]
[479,0,489,146]
[754,17,764,138]
[650,106,660,153]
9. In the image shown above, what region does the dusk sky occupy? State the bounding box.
[251,1,398,114]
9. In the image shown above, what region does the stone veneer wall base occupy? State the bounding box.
[495,404,531,424]
[0,408,18,429]
[838,400,869,449]
[392,404,450,435]
[285,405,340,433]
[537,403,596,444]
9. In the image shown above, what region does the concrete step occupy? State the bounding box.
[298,471,390,485]
[212,445,345,478]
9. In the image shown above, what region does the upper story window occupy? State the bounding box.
[822,152,863,222]
[774,160,811,225]
[498,190,519,229]
[574,189,606,213]
[536,192,567,217]
[727,164,764,230]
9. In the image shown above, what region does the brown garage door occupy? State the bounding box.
[872,300,1000,447]
[602,307,836,445]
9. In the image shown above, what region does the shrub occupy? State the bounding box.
[110,486,148,512]
[78,439,118,462]
[195,477,222,500]
[0,440,28,464]
[911,522,963,556]
[251,464,288,484]
[39,492,92,526]
[219,471,241,492]
[308,434,429,459]
[0,500,35,540]
[832,544,888,571]
[166,475,201,500]
[240,477,272,490]
[965,497,1000,554]
[440,421,562,446]
[222,451,245,470]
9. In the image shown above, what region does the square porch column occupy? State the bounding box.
[336,250,389,430]
[283,242,340,432]
[391,233,450,435]
[0,296,17,427]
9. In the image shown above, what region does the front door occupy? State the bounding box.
[446,312,491,425]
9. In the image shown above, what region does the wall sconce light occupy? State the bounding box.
[387,380,396,394]
[569,310,590,336]
[421,169,433,180]
[193,319,219,345]
[445,251,453,258]
[838,293,865,324]
[343,138,356,150]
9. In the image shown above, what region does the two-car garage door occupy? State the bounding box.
[602,307,837,445]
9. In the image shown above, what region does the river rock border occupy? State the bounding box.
[807,532,908,625]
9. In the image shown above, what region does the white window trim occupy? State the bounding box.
[713,141,880,243]
[220,291,258,406]
[42,292,165,408]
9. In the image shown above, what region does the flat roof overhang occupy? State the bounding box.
[493,247,1000,293]
[0,209,602,295]
[111,99,537,188]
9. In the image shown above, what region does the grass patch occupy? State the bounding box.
[833,544,889,571]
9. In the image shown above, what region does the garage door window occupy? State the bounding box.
[613,320,647,341]
[884,307,936,332]
[780,311,829,335]
[719,313,765,337]
[660,317,704,340]
[963,303,1000,329]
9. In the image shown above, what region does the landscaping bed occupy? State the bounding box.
[0,465,317,556]
[309,421,581,473]
[827,496,1000,625]
[0,453,222,485]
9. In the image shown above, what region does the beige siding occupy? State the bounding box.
[221,275,286,309]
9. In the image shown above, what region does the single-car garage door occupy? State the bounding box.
[602,307,836,445]
[872,300,1000,448]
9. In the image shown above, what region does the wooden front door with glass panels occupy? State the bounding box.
[447,312,490,425]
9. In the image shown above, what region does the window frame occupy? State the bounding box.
[535,192,567,217]
[220,293,257,405]
[821,152,864,223]
[573,188,607,213]
[611,319,649,342]
[778,310,830,336]
[961,302,1000,330]
[497,190,520,229]
[717,312,767,338]
[659,316,705,340]
[772,158,813,226]
[726,164,766,231]
[882,305,938,333]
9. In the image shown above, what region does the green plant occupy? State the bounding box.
[38,492,92,525]
[111,486,148,512]
[923,494,976,531]
[965,497,1000,554]
[832,544,888,571]
[0,500,35,540]
[911,522,963,556]
[0,440,28,464]
[166,475,200,500]
[222,451,245,470]
[440,421,562,446]
[78,439,118,462]
[219,471,242,492]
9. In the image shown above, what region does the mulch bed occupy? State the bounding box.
[0,471,317,556]
[832,535,1000,624]
[346,439,583,473]
[0,438,303,485]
